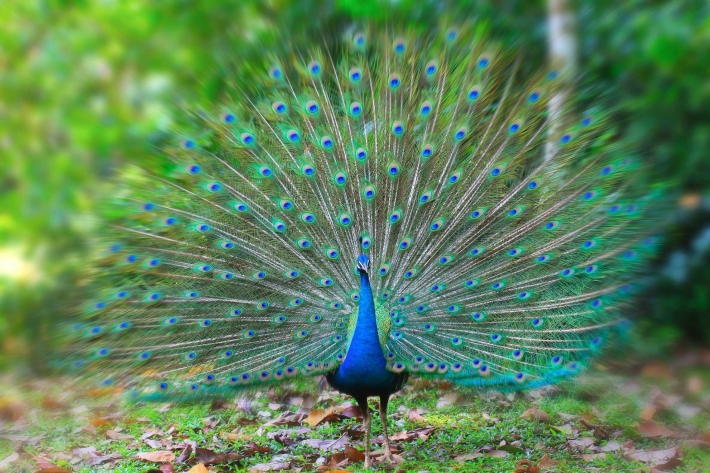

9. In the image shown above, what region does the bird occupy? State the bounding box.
[70,24,662,468]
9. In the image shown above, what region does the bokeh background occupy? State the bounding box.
[1,0,709,375]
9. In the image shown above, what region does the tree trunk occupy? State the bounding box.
[544,0,578,162]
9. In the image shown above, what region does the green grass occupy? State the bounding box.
[1,366,709,472]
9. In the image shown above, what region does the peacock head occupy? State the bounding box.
[356,254,371,274]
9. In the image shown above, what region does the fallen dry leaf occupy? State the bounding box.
[600,440,622,452]
[485,449,509,458]
[338,405,362,419]
[304,408,340,427]
[194,447,244,465]
[176,444,192,463]
[514,459,540,473]
[520,408,550,422]
[41,397,67,410]
[625,445,683,469]
[686,376,703,394]
[579,453,607,462]
[454,453,484,462]
[242,442,272,456]
[328,452,348,467]
[407,409,425,422]
[640,361,672,380]
[567,437,595,451]
[389,431,410,442]
[549,424,574,436]
[387,427,435,442]
[639,420,675,438]
[89,418,112,427]
[683,439,710,450]
[537,454,559,468]
[32,456,58,470]
[640,405,658,422]
[187,464,209,473]
[0,402,25,422]
[344,445,365,462]
[301,435,349,452]
[106,430,133,440]
[247,461,290,472]
[135,451,176,463]
[436,392,459,409]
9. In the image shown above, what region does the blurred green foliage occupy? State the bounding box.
[1,0,709,371]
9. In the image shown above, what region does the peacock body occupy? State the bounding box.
[72,24,661,467]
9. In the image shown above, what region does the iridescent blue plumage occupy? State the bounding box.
[327,255,407,465]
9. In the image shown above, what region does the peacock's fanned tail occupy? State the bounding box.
[70,25,662,398]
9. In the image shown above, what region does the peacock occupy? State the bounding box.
[70,24,663,468]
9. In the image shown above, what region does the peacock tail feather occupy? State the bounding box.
[69,24,663,399]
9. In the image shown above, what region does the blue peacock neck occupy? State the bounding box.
[325,255,406,399]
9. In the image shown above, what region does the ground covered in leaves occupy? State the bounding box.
[1,353,710,473]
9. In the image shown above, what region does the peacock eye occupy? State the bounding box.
[338,212,352,226]
[454,126,468,141]
[355,147,368,161]
[305,100,319,114]
[320,136,334,148]
[300,212,316,224]
[353,33,365,46]
[240,132,255,145]
[286,129,301,142]
[467,85,480,101]
[421,144,434,158]
[269,66,283,79]
[334,172,347,185]
[469,246,485,256]
[391,121,405,135]
[419,190,433,204]
[430,218,445,231]
[349,67,362,81]
[308,60,321,75]
[349,102,362,116]
[272,101,287,114]
[393,39,405,53]
[420,101,432,116]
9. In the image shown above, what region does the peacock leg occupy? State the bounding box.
[379,395,392,463]
[359,397,372,468]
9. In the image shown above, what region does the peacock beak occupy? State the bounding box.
[356,254,371,273]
